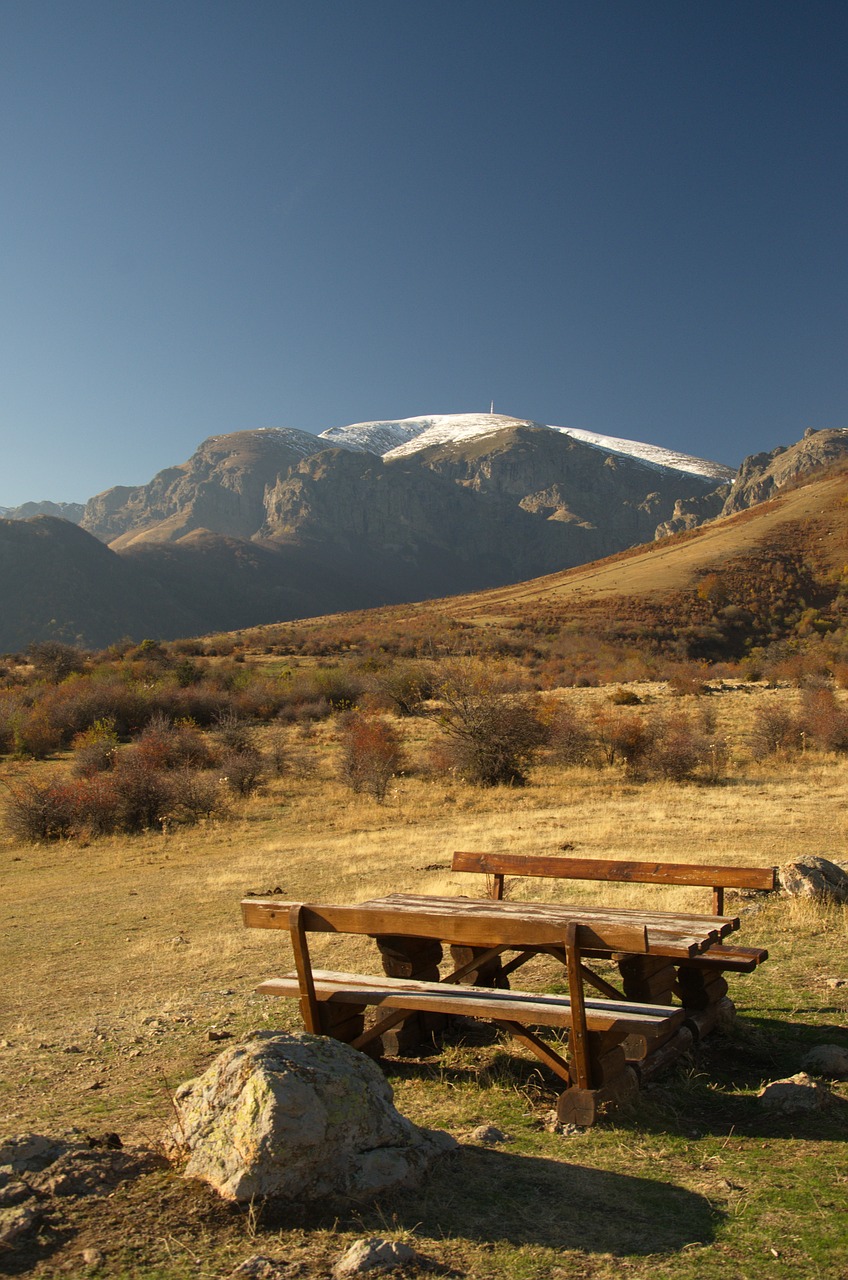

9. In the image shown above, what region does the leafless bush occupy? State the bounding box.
[797,687,848,753]
[338,712,404,801]
[108,754,174,832]
[542,699,597,766]
[748,701,804,759]
[593,709,656,771]
[434,662,545,787]
[218,747,266,797]
[167,768,228,822]
[4,778,76,841]
[644,712,727,782]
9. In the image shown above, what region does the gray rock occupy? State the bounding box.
[171,1032,456,1204]
[469,1125,509,1145]
[0,1132,69,1173]
[333,1237,423,1276]
[801,1044,848,1080]
[0,1202,39,1246]
[758,1072,833,1113]
[778,857,848,903]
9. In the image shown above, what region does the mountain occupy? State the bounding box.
[0,500,84,523]
[10,414,840,653]
[721,426,848,514]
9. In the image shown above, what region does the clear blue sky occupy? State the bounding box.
[2,0,846,506]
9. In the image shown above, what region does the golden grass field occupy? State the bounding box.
[2,681,847,1278]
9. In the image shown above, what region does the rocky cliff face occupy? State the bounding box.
[721,428,848,515]
[81,429,326,546]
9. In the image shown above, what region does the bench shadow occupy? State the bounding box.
[351,1144,720,1255]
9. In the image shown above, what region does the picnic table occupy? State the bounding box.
[242,888,738,1124]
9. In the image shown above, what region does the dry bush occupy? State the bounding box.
[643,712,727,783]
[797,686,848,753]
[167,768,228,823]
[13,706,64,759]
[107,754,174,832]
[135,714,217,771]
[748,700,804,759]
[337,712,404,801]
[3,778,77,841]
[593,709,656,771]
[71,717,120,776]
[541,698,597,766]
[433,662,545,787]
[369,661,434,716]
[608,686,642,706]
[218,747,266,797]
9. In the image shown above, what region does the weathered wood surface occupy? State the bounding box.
[254,970,686,1036]
[359,892,735,958]
[452,850,777,916]
[452,850,776,890]
[242,895,658,955]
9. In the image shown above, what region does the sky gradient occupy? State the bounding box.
[2,1,846,506]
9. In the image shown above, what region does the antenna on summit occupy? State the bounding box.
[489,400,495,414]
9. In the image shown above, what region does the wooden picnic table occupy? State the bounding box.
[356,892,742,1056]
[243,890,694,1125]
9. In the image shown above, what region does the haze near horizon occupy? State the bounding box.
[2,1,846,507]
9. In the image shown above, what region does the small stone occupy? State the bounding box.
[228,1254,300,1279]
[758,1072,833,1113]
[333,1237,422,1276]
[0,1202,39,1246]
[82,1246,105,1267]
[469,1124,509,1145]
[0,1179,32,1207]
[207,1029,234,1042]
[801,1044,848,1080]
[825,978,846,989]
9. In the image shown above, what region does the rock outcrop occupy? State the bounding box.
[171,1032,455,1205]
[721,427,848,515]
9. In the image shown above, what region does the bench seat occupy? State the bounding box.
[257,969,686,1039]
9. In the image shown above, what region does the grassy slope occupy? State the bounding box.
[2,691,847,1279]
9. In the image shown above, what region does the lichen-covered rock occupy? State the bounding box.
[171,1032,455,1204]
[758,1072,833,1113]
[778,857,848,903]
[801,1044,848,1080]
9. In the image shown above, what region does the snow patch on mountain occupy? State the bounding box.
[321,413,731,481]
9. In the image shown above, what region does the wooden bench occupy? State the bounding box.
[450,851,775,1040]
[241,895,686,1126]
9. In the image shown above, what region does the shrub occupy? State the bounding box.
[13,706,64,759]
[4,778,76,841]
[26,641,87,683]
[135,715,216,771]
[797,686,848,753]
[748,701,804,759]
[218,747,266,797]
[593,710,655,771]
[338,712,404,800]
[108,754,174,832]
[644,713,719,782]
[72,717,120,776]
[609,686,642,706]
[541,699,596,766]
[167,768,227,823]
[434,663,544,787]
[371,662,434,716]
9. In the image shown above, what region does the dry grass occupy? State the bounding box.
[1,683,847,1278]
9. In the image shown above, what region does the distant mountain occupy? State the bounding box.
[13,413,839,653]
[0,500,84,523]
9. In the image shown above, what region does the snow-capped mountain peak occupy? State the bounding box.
[319,413,732,481]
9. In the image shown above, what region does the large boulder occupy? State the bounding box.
[778,857,848,903]
[171,1032,455,1204]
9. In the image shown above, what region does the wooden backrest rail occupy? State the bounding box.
[452,851,777,915]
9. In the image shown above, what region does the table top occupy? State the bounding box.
[360,892,739,960]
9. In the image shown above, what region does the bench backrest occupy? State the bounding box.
[451,852,777,915]
[241,896,649,954]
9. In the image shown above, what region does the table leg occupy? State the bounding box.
[373,934,446,1056]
